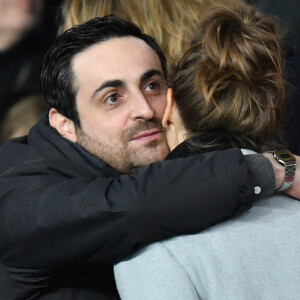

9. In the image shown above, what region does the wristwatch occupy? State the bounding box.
[269,150,296,192]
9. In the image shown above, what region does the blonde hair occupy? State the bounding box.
[0,95,44,144]
[59,0,243,63]
[171,4,285,151]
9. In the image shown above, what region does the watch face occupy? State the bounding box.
[275,150,296,162]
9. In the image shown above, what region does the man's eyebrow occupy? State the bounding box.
[141,69,165,82]
[91,79,125,100]
[90,70,165,100]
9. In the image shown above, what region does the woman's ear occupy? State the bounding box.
[49,108,77,143]
[162,88,174,129]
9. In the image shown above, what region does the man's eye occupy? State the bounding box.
[105,94,119,105]
[145,82,159,92]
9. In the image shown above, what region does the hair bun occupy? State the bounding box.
[172,4,285,150]
[200,6,282,84]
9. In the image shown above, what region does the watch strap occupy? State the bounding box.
[269,150,296,192]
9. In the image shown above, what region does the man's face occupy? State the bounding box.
[72,37,170,173]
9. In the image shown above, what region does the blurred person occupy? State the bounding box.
[59,0,245,64]
[114,5,300,300]
[0,0,43,51]
[0,94,44,144]
[0,14,298,299]
[0,0,60,119]
[0,0,44,105]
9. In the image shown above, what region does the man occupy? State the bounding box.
[0,15,296,299]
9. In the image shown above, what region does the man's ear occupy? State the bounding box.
[49,108,77,143]
[162,88,174,129]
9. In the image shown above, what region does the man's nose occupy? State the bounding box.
[130,91,155,120]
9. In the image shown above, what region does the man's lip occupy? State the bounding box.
[131,129,162,141]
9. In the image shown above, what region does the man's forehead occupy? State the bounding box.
[72,36,163,84]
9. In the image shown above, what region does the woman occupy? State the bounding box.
[114,5,300,299]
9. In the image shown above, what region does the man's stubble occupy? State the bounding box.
[76,119,170,173]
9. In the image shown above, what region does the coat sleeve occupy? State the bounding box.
[114,242,200,300]
[0,149,254,272]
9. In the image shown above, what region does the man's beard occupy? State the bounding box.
[76,119,170,173]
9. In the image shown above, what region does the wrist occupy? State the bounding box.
[263,152,285,190]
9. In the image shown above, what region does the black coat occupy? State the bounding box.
[0,115,255,299]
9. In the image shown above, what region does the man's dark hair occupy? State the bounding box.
[40,15,167,127]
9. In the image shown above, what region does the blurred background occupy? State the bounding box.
[0,0,61,143]
[256,0,300,155]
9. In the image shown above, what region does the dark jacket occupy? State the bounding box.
[0,115,255,299]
